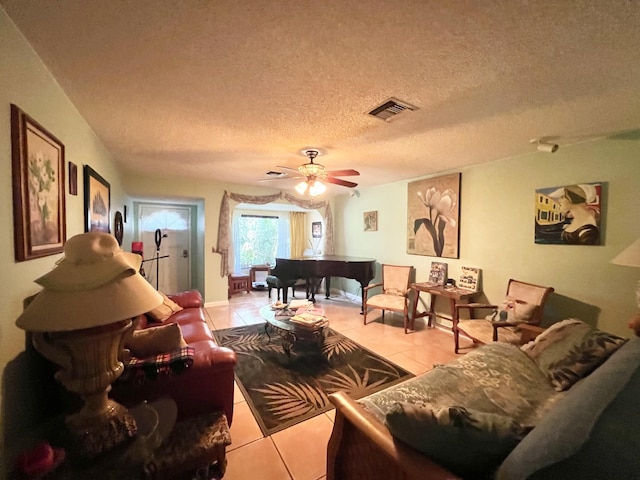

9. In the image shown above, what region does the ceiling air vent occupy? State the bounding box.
[368,98,418,121]
[265,171,286,177]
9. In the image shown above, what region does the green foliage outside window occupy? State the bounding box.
[238,215,279,268]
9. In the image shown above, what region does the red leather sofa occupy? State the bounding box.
[111,290,238,425]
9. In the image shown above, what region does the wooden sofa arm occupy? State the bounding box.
[327,392,460,480]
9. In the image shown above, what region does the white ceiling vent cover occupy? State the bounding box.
[368,98,418,121]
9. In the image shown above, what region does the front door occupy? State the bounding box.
[139,205,191,293]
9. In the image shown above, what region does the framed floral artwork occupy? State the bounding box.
[11,104,66,261]
[84,165,110,233]
[407,172,460,258]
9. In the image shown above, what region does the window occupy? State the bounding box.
[232,213,290,271]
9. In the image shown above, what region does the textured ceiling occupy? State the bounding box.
[3,0,640,196]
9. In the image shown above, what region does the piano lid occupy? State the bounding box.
[281,255,376,263]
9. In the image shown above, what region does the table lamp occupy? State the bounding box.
[611,237,640,309]
[16,232,163,458]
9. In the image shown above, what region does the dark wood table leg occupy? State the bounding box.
[428,295,436,327]
[448,298,456,331]
[411,288,420,330]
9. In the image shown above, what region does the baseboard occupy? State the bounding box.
[204,300,229,308]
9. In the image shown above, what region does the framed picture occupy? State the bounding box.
[11,104,66,261]
[459,266,481,292]
[407,172,460,258]
[535,183,602,245]
[68,161,78,195]
[312,221,322,238]
[364,211,378,231]
[428,261,448,286]
[84,165,110,233]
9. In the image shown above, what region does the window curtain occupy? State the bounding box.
[289,211,307,258]
[277,213,290,259]
[217,191,333,276]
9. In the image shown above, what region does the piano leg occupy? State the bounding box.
[305,277,324,303]
[325,277,331,299]
[359,281,367,314]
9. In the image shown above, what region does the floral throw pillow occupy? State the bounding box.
[523,318,627,391]
[385,402,530,477]
[486,296,538,324]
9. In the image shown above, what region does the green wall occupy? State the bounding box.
[0,8,133,462]
[334,139,640,338]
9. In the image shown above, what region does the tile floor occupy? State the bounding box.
[205,290,472,480]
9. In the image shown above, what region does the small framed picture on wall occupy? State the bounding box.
[312,221,322,238]
[364,211,377,231]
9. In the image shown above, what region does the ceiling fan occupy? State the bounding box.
[266,149,360,196]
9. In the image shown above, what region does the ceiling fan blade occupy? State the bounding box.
[276,166,302,174]
[326,169,360,177]
[325,177,358,188]
[257,174,305,182]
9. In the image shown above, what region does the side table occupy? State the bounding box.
[249,264,271,289]
[228,274,250,298]
[411,283,478,330]
[144,411,231,479]
[11,398,177,480]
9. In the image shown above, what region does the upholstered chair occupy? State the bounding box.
[453,278,554,353]
[363,264,414,333]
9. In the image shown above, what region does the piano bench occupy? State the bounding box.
[266,275,297,302]
[228,273,251,298]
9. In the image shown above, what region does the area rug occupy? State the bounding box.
[213,323,413,436]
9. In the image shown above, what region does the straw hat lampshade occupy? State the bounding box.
[16,233,162,458]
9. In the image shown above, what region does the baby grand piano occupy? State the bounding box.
[269,255,376,312]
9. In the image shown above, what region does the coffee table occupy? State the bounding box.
[259,305,329,359]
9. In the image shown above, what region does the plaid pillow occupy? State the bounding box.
[119,346,195,385]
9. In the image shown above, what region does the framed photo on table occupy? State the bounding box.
[10,104,66,261]
[84,165,110,233]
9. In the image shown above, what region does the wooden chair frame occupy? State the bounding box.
[363,264,414,333]
[453,278,554,353]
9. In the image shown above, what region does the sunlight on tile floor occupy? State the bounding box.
[206,289,468,479]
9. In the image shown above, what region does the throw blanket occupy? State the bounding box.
[360,342,562,428]
[119,346,195,385]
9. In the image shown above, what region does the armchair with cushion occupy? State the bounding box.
[363,264,414,333]
[453,278,554,353]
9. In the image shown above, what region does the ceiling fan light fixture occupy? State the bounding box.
[309,180,326,196]
[298,163,324,177]
[295,181,308,195]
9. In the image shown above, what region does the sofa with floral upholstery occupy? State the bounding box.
[327,318,640,479]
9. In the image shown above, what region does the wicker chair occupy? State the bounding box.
[363,264,414,333]
[453,278,554,353]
